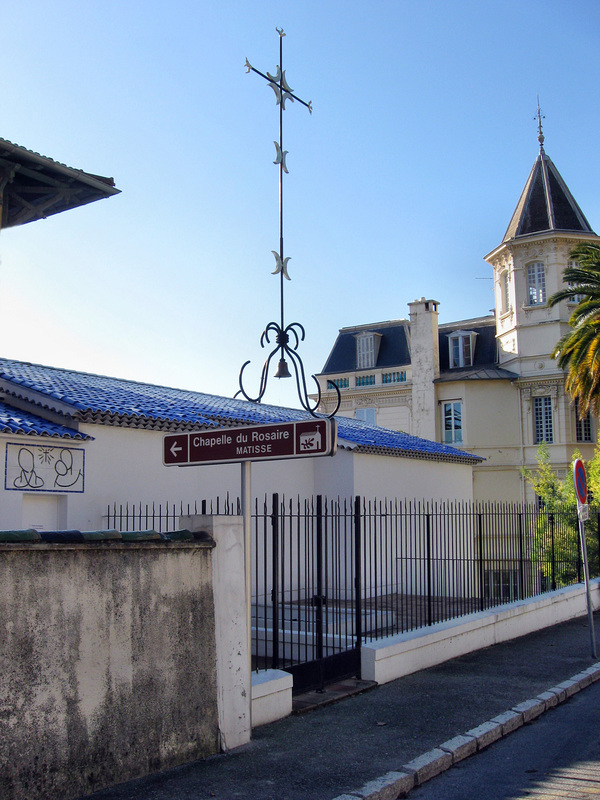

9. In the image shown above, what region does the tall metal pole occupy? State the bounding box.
[238,30,341,417]
[573,459,596,659]
[278,31,285,338]
[578,513,597,659]
[241,460,253,726]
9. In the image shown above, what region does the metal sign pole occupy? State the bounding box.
[578,512,597,659]
[573,459,597,659]
[241,460,253,727]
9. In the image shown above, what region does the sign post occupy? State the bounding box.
[164,418,337,726]
[573,458,597,658]
[241,460,252,726]
[164,419,336,467]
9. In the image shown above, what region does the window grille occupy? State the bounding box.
[534,396,553,443]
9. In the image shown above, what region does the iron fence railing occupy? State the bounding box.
[105,495,240,532]
[106,495,600,678]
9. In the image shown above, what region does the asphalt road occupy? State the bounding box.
[79,615,600,800]
[411,678,600,800]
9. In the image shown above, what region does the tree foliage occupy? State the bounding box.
[549,242,600,415]
[522,443,599,585]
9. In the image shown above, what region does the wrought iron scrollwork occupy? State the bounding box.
[237,320,341,417]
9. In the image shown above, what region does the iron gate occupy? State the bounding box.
[252,494,362,693]
[106,495,600,694]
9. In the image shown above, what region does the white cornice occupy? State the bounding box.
[485,230,600,263]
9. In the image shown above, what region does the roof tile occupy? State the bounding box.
[0,400,90,439]
[0,358,480,463]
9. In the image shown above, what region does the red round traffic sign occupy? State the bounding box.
[573,458,588,505]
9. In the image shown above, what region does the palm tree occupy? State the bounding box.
[549,242,600,416]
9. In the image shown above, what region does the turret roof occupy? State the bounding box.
[503,146,594,242]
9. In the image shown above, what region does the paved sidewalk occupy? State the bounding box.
[81,614,600,800]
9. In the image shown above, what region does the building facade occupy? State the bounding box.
[316,137,600,502]
[0,357,480,532]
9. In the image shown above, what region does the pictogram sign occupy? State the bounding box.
[164,419,336,467]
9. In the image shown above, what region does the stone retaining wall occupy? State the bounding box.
[0,529,220,800]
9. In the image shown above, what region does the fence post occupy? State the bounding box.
[478,511,485,612]
[315,495,325,690]
[597,511,600,578]
[518,511,525,600]
[549,513,556,591]
[271,492,280,669]
[354,496,362,648]
[426,509,433,626]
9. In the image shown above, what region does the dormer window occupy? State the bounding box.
[448,331,477,368]
[355,332,382,370]
[527,262,546,306]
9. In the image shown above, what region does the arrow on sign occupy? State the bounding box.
[170,441,183,458]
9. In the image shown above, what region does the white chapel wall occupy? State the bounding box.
[0,426,476,531]
[352,452,473,503]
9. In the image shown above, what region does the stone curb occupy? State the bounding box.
[438,733,476,763]
[330,663,600,800]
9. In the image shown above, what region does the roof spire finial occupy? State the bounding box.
[535,95,545,151]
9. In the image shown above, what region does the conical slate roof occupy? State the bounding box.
[503,147,594,242]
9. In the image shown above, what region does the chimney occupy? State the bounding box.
[408,298,440,441]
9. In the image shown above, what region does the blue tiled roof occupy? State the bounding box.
[0,358,481,463]
[330,415,480,461]
[0,400,89,439]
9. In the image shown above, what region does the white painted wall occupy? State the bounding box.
[352,452,473,502]
[362,579,600,685]
[180,514,251,750]
[0,425,475,531]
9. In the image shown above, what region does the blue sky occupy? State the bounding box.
[1,0,599,409]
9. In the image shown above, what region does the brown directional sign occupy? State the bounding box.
[163,419,336,466]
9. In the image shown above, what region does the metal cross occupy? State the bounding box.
[237,29,339,417]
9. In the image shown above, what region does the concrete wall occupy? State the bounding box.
[0,537,220,800]
[362,579,600,685]
[181,515,251,750]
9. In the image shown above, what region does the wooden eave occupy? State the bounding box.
[0,138,120,228]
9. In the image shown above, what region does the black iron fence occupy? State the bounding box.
[105,496,240,532]
[106,495,600,689]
